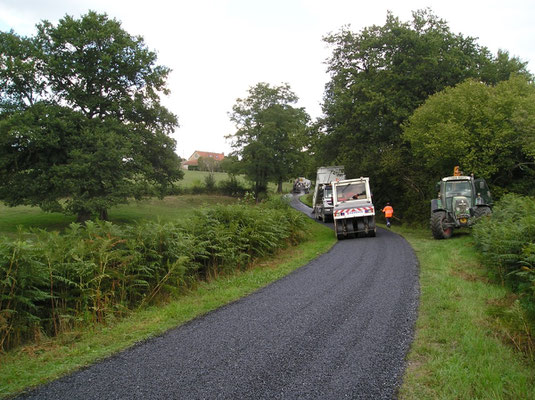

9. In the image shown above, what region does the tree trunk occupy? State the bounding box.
[99,209,109,221]
[277,180,283,194]
[76,210,92,224]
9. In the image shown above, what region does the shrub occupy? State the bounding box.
[218,175,246,197]
[473,194,535,315]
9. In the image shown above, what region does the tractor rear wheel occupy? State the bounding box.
[430,211,453,239]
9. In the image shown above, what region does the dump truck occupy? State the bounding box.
[430,167,492,239]
[332,177,376,239]
[312,166,345,221]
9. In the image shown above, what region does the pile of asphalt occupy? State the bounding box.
[18,197,419,400]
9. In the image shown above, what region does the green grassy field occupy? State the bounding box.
[0,195,236,234]
[0,171,292,234]
[178,170,293,193]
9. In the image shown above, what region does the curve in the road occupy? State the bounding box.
[18,194,419,400]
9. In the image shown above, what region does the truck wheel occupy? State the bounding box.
[356,219,366,238]
[335,220,344,240]
[347,219,356,238]
[430,211,453,239]
[366,216,376,237]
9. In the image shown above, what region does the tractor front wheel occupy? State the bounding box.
[430,211,453,239]
[473,206,492,219]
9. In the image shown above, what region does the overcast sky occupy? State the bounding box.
[1,0,534,159]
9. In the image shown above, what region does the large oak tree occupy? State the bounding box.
[0,11,182,221]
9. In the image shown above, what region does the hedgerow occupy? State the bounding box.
[0,197,307,351]
[473,194,535,316]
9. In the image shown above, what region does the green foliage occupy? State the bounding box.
[404,76,535,193]
[228,82,310,198]
[316,9,532,223]
[204,173,216,192]
[398,226,535,398]
[0,12,182,221]
[0,198,307,351]
[473,194,535,315]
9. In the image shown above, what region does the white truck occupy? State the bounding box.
[312,166,345,222]
[332,177,376,239]
[292,177,311,193]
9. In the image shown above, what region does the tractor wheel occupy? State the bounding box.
[430,211,453,239]
[474,206,492,219]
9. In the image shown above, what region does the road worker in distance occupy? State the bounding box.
[382,202,394,228]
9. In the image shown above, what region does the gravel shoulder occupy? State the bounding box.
[18,195,419,400]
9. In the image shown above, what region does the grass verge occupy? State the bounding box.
[395,226,535,399]
[0,217,336,398]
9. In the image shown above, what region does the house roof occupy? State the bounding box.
[182,151,225,166]
[192,151,224,161]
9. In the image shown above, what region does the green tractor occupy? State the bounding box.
[430,171,492,239]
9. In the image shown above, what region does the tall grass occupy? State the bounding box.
[0,214,335,398]
[0,197,307,351]
[398,227,535,399]
[473,194,535,317]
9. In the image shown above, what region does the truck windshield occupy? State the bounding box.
[336,182,367,202]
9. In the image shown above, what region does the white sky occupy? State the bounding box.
[1,0,534,159]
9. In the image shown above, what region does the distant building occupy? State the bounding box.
[181,151,225,170]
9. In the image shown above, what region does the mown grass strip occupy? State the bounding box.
[0,217,336,399]
[396,226,535,399]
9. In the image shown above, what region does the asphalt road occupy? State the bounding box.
[18,195,419,400]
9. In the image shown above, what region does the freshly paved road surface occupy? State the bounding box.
[18,195,419,400]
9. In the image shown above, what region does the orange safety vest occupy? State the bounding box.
[382,205,393,218]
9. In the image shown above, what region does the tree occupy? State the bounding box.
[227,83,309,198]
[198,156,222,173]
[403,76,535,195]
[316,9,532,220]
[0,11,182,221]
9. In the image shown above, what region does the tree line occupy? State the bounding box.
[226,10,534,220]
[1,9,534,221]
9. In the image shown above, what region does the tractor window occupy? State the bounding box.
[445,181,471,196]
[474,179,492,205]
[444,180,472,210]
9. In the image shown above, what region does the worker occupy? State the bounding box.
[382,202,394,228]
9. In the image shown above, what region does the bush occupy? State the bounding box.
[473,194,535,315]
[0,199,307,350]
[218,175,247,197]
